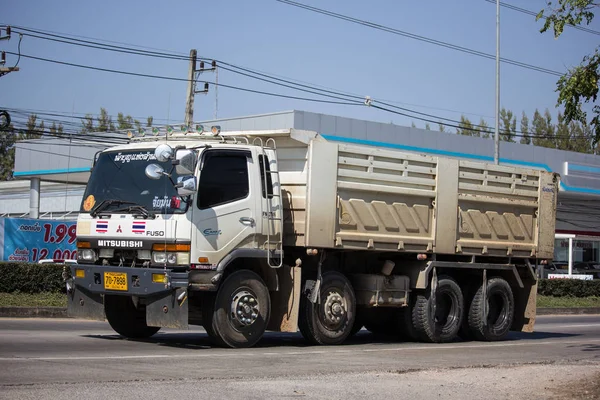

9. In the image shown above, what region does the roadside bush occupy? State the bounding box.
[538,278,600,298]
[0,262,65,294]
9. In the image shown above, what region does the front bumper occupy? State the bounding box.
[66,264,189,329]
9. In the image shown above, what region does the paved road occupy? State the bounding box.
[1,315,600,399]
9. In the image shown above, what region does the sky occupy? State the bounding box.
[1,0,599,133]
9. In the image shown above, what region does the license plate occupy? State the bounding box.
[104,272,128,291]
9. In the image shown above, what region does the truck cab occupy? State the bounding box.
[69,127,284,346]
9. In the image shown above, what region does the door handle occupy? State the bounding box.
[239,217,255,226]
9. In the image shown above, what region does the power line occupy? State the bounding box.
[4,24,189,57]
[2,28,590,140]
[484,0,600,36]
[3,51,363,106]
[9,25,498,120]
[274,0,564,77]
[10,26,193,61]
[1,105,170,124]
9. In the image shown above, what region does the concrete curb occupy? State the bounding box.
[0,307,68,318]
[536,307,600,315]
[0,307,599,318]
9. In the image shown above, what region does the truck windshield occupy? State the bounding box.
[80,150,187,215]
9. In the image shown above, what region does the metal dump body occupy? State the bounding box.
[266,130,558,259]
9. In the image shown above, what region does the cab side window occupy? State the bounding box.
[197,151,250,209]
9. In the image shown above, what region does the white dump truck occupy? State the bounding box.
[67,127,558,348]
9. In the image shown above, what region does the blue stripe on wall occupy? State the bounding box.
[568,164,600,174]
[320,134,600,195]
[13,167,90,177]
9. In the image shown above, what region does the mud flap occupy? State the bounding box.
[67,285,106,321]
[268,265,301,333]
[146,287,189,329]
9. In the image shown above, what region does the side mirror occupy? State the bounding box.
[145,164,165,180]
[175,149,197,175]
[177,176,197,196]
[155,144,174,162]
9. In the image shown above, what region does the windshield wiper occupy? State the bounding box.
[90,199,137,217]
[111,205,156,219]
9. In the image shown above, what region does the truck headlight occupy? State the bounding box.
[152,251,189,265]
[77,249,97,262]
[166,253,177,264]
[153,252,167,264]
[151,243,191,266]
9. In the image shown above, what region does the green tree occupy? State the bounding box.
[146,116,153,127]
[537,1,600,143]
[569,120,592,153]
[0,125,16,180]
[81,114,94,133]
[457,115,479,136]
[438,123,446,132]
[424,122,431,130]
[49,122,64,135]
[479,118,492,139]
[520,111,531,145]
[499,108,516,142]
[97,108,115,132]
[555,112,572,150]
[20,114,44,140]
[117,112,134,130]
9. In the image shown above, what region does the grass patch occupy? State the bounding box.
[1,293,599,309]
[537,295,600,308]
[0,292,67,307]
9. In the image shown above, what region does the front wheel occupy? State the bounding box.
[105,295,160,339]
[203,270,271,348]
[299,271,356,345]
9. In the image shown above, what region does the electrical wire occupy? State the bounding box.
[3,51,363,106]
[12,25,495,119]
[5,25,509,122]
[274,0,564,77]
[484,0,600,36]
[2,28,593,142]
[13,33,22,68]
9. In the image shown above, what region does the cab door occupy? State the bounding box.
[191,149,259,264]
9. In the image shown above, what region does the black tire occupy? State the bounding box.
[203,270,270,348]
[104,295,160,339]
[468,277,514,341]
[299,271,356,345]
[412,276,464,343]
[458,282,477,341]
[398,306,418,341]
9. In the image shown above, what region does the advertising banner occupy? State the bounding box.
[1,218,77,262]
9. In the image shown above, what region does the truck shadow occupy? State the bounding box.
[81,329,579,350]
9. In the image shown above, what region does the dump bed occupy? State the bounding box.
[271,130,558,259]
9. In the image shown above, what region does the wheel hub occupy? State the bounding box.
[231,291,259,327]
[323,291,346,327]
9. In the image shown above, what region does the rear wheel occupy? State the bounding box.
[412,276,463,343]
[203,270,271,348]
[468,277,514,341]
[105,295,160,339]
[299,271,356,345]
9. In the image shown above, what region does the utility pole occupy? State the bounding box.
[494,0,500,165]
[0,27,20,77]
[184,49,197,126]
[183,49,215,126]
